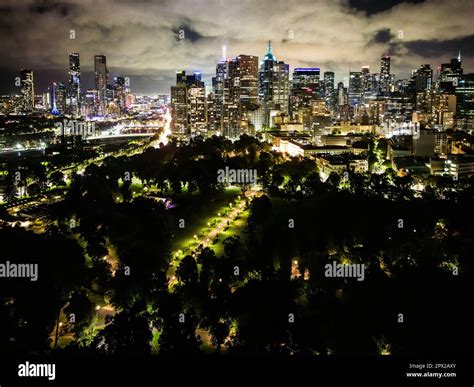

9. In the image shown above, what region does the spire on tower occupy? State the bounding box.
[222,44,227,61]
[458,50,462,62]
[268,40,272,54]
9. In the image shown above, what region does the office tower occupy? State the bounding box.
[212,45,228,133]
[94,55,109,115]
[440,52,463,92]
[171,71,188,133]
[323,71,335,109]
[361,66,371,92]
[455,73,474,130]
[379,55,391,94]
[258,41,290,115]
[230,54,259,110]
[413,64,433,92]
[290,67,320,117]
[42,91,51,111]
[170,71,207,136]
[113,76,127,113]
[348,71,363,106]
[82,89,98,117]
[67,52,81,116]
[337,81,346,106]
[207,93,218,133]
[50,81,66,115]
[225,54,259,138]
[20,69,35,113]
[187,72,207,136]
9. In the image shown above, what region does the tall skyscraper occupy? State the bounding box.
[51,81,66,115]
[113,76,127,113]
[361,66,371,92]
[290,68,320,117]
[94,55,108,115]
[212,47,228,133]
[67,53,81,116]
[258,41,290,116]
[413,64,433,92]
[171,71,189,133]
[440,52,463,92]
[348,71,363,106]
[187,72,207,136]
[20,69,35,113]
[455,73,474,130]
[225,54,259,138]
[380,55,391,94]
[323,71,335,108]
[170,71,207,136]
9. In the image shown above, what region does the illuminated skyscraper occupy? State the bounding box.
[290,68,320,116]
[94,55,109,115]
[455,73,474,130]
[348,71,363,106]
[171,71,207,136]
[212,46,228,133]
[413,64,433,92]
[258,41,290,115]
[323,71,335,108]
[440,52,463,92]
[225,54,259,138]
[20,69,35,113]
[67,52,81,116]
[380,55,391,94]
[113,76,127,113]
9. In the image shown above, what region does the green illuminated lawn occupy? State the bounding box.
[170,187,241,256]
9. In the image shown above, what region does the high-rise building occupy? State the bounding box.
[170,71,207,136]
[258,41,290,116]
[323,71,335,109]
[290,68,320,117]
[187,72,207,136]
[20,69,35,113]
[113,76,128,113]
[379,55,391,94]
[337,81,346,106]
[67,52,81,116]
[226,54,259,138]
[361,66,371,92]
[413,64,433,92]
[171,71,188,133]
[212,46,228,133]
[455,73,474,130]
[348,71,363,106]
[439,52,463,92]
[94,55,108,115]
[51,81,66,115]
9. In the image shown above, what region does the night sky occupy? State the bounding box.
[0,0,472,95]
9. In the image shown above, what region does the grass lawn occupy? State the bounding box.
[170,187,241,255]
[210,208,249,257]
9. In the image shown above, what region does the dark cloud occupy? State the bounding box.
[173,22,204,43]
[403,34,474,59]
[348,0,425,15]
[28,0,77,16]
[370,28,394,44]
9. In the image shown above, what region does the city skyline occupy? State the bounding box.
[0,0,473,94]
